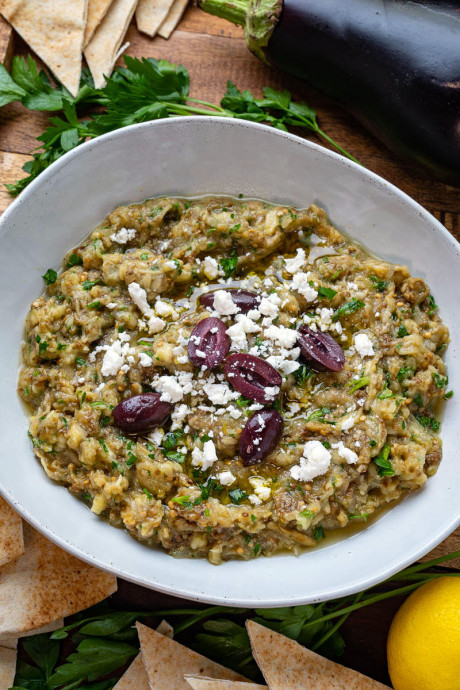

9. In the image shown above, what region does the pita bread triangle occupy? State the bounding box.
[0,0,88,97]
[157,0,188,39]
[0,496,24,567]
[246,620,390,689]
[0,644,16,689]
[84,0,114,47]
[137,621,248,688]
[185,677,267,689]
[114,652,150,690]
[0,523,117,636]
[136,0,174,38]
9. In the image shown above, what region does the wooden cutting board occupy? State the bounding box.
[0,9,458,571]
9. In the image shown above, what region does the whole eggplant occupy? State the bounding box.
[199,0,460,184]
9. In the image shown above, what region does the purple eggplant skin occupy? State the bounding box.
[266,0,460,184]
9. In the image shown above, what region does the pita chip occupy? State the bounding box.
[0,523,117,636]
[0,617,64,649]
[0,644,16,688]
[0,0,87,96]
[114,652,150,690]
[186,678,266,690]
[246,621,390,690]
[137,621,248,688]
[155,618,174,639]
[157,0,188,39]
[84,0,114,47]
[84,0,138,89]
[136,0,174,38]
[0,496,24,567]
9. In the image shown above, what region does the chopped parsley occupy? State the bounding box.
[164,450,186,463]
[57,342,67,351]
[332,299,364,322]
[219,251,238,278]
[432,373,448,389]
[142,488,153,500]
[397,324,408,338]
[347,376,369,392]
[162,429,183,451]
[82,279,100,290]
[369,275,387,292]
[38,340,48,355]
[42,268,57,285]
[415,414,440,432]
[374,445,395,477]
[98,439,108,453]
[349,513,368,522]
[299,509,314,519]
[396,366,414,383]
[294,364,313,385]
[66,253,83,268]
[126,451,137,467]
[413,392,423,407]
[87,300,103,310]
[314,526,325,541]
[318,286,337,300]
[236,395,252,408]
[229,488,248,504]
[427,295,438,314]
[75,356,87,367]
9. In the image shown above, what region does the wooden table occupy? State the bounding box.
[1,7,459,686]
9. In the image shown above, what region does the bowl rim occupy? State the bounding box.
[1,115,459,606]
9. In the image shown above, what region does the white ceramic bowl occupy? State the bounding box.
[0,117,458,607]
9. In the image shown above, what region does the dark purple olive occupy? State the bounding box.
[240,409,284,466]
[298,325,345,372]
[187,317,230,368]
[112,393,173,433]
[199,289,261,314]
[224,353,282,404]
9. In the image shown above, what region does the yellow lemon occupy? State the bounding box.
[387,576,460,690]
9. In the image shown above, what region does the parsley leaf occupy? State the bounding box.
[219,251,238,278]
[374,445,395,477]
[42,268,57,285]
[332,299,364,322]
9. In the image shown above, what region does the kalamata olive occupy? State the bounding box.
[112,393,173,433]
[240,409,284,466]
[298,325,345,372]
[199,289,261,314]
[224,353,282,404]
[187,317,229,368]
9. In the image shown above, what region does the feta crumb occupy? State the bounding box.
[285,248,306,273]
[153,371,194,403]
[106,302,117,309]
[191,440,218,471]
[248,494,262,506]
[264,324,298,349]
[249,477,271,501]
[264,386,280,401]
[290,440,332,481]
[147,314,166,334]
[217,470,236,486]
[149,428,164,446]
[340,415,355,432]
[128,282,151,315]
[155,299,178,319]
[138,352,153,367]
[110,227,136,244]
[332,441,359,464]
[291,272,318,302]
[259,293,281,318]
[213,290,239,316]
[203,256,219,280]
[354,333,374,357]
[203,382,240,405]
[170,403,190,430]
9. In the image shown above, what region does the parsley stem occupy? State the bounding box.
[315,127,361,164]
[187,97,228,113]
[173,605,235,635]
[167,103,233,118]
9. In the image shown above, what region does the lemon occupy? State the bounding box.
[387,577,460,690]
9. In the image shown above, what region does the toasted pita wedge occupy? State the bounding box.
[137,621,248,688]
[0,617,64,650]
[136,0,174,37]
[246,621,390,690]
[114,652,150,690]
[0,496,24,567]
[114,619,174,690]
[84,0,138,89]
[84,0,114,46]
[186,678,266,689]
[157,0,187,39]
[0,644,16,688]
[0,523,117,636]
[0,0,87,96]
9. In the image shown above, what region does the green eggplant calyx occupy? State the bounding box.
[198,0,282,61]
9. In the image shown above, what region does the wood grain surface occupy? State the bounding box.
[1,7,459,685]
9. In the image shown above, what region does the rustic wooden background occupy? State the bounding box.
[1,7,459,686]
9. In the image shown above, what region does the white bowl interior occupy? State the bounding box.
[0,117,458,606]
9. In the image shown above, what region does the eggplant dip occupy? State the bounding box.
[19,196,450,563]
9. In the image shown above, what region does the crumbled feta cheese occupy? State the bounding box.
[354,333,374,358]
[149,428,164,446]
[213,290,239,316]
[203,256,219,280]
[316,307,334,331]
[264,324,298,349]
[110,227,136,244]
[217,470,236,486]
[248,494,262,505]
[128,282,151,315]
[138,352,153,367]
[155,299,178,319]
[264,386,280,401]
[170,403,190,430]
[227,405,242,419]
[285,248,306,273]
[290,440,332,481]
[147,314,166,334]
[266,354,301,375]
[153,371,194,403]
[340,415,355,432]
[106,302,117,309]
[332,441,359,464]
[259,293,281,319]
[291,272,318,302]
[90,331,135,377]
[248,476,271,501]
[203,382,240,405]
[191,440,218,471]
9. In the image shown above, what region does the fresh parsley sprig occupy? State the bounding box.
[0,55,359,196]
[11,550,460,688]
